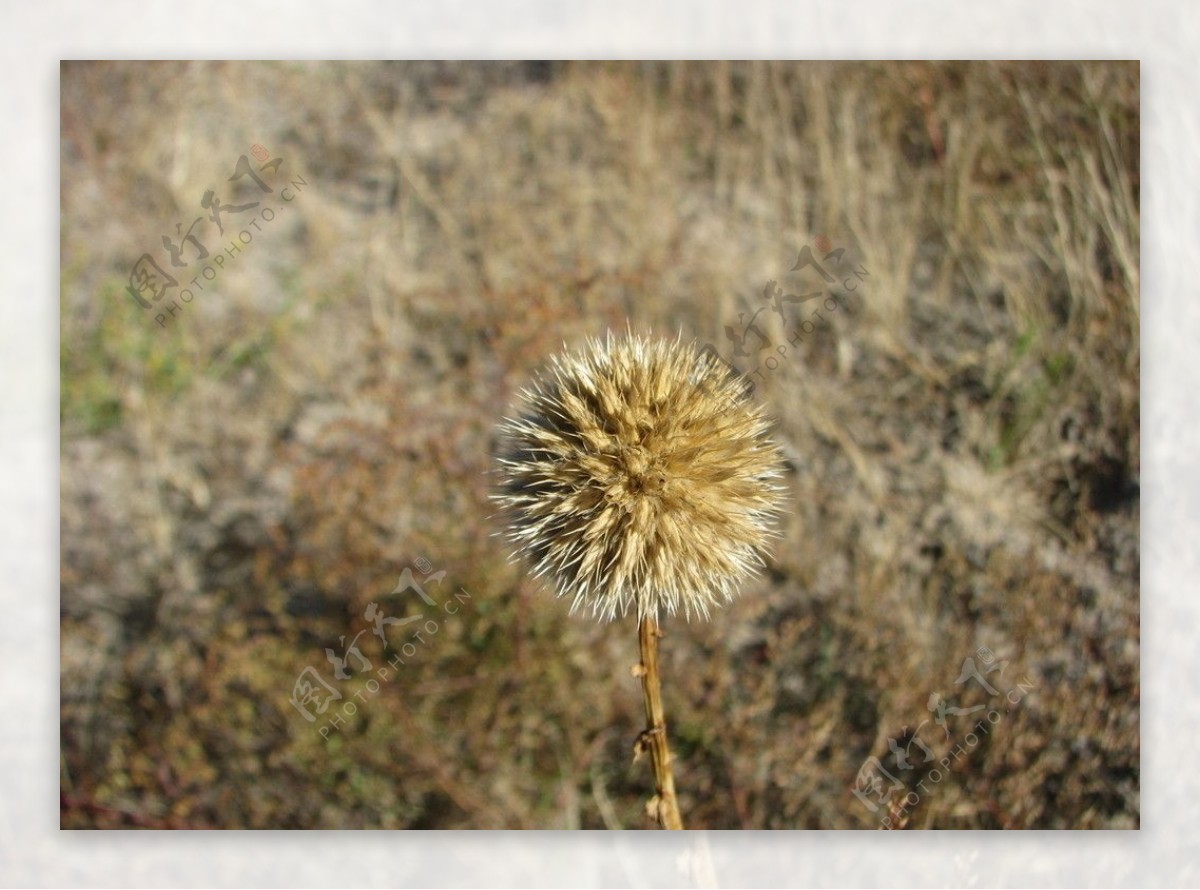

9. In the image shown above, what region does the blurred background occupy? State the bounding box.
[60,60,1139,829]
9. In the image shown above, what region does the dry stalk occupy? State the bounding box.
[636,614,684,829]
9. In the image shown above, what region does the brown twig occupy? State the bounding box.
[635,614,684,829]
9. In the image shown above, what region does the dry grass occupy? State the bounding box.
[60,60,1138,829]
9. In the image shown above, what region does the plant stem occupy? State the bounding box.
[638,614,684,829]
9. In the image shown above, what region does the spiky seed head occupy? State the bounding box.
[493,331,786,622]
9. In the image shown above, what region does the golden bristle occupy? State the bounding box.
[494,331,786,621]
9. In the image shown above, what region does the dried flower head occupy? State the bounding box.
[494,332,786,621]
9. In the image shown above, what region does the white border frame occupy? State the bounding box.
[5,1,1190,886]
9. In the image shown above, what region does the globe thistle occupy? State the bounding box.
[494,331,786,622]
